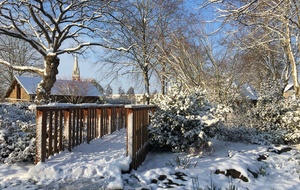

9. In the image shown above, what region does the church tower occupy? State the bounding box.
[72,55,80,81]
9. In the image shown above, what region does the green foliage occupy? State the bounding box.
[149,85,218,152]
[0,103,36,164]
[216,80,300,145]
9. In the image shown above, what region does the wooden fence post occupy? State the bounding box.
[125,105,157,170]
[53,111,58,153]
[48,110,53,158]
[59,110,63,151]
[108,107,112,134]
[86,108,91,144]
[126,107,134,169]
[35,108,47,164]
[63,109,72,151]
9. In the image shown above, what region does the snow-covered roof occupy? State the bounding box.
[232,81,258,100]
[15,76,41,95]
[15,76,102,97]
[240,83,258,100]
[284,83,294,93]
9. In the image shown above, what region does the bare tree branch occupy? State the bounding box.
[0,59,44,75]
[0,0,132,103]
[204,0,300,96]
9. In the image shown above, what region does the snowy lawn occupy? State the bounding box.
[124,139,300,190]
[1,128,299,190]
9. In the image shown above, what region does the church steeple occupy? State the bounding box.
[72,55,80,81]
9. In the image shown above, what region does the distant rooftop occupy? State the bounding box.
[15,76,102,97]
[240,83,258,100]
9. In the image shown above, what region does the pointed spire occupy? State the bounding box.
[72,54,80,81]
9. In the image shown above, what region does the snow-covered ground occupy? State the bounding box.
[124,140,300,190]
[0,128,299,190]
[0,128,129,189]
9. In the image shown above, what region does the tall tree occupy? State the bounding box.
[0,0,131,104]
[126,86,135,103]
[118,86,125,98]
[0,35,42,97]
[127,87,135,96]
[100,0,187,104]
[204,0,300,96]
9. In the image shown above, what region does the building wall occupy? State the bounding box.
[5,80,101,103]
[283,90,295,99]
[6,83,31,102]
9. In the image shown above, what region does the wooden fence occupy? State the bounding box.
[35,104,125,163]
[35,104,156,170]
[125,105,156,170]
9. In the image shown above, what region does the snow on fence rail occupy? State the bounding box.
[125,105,156,170]
[35,104,156,170]
[35,104,125,164]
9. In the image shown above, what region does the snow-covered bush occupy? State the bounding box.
[280,99,300,144]
[216,80,300,145]
[148,85,219,152]
[0,103,36,164]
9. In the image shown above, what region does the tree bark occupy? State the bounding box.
[284,22,300,97]
[35,55,59,104]
[143,70,151,105]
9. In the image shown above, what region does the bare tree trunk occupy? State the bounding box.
[143,71,150,105]
[287,52,299,96]
[161,64,167,95]
[285,22,300,97]
[35,55,59,104]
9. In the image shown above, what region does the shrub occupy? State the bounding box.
[148,85,219,152]
[0,103,36,164]
[216,80,300,145]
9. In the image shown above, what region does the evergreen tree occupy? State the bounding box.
[126,87,135,96]
[118,86,125,97]
[149,85,218,152]
[126,87,135,103]
[251,79,283,132]
[216,79,300,145]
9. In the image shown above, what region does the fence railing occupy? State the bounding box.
[35,104,156,170]
[125,105,156,170]
[35,104,125,164]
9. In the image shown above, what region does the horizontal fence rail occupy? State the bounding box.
[35,104,125,164]
[125,105,156,170]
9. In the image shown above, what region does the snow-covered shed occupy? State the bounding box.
[4,76,102,103]
[283,82,295,99]
[231,81,258,103]
[240,83,258,101]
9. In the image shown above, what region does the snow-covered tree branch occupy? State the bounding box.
[0,35,42,98]
[0,0,131,104]
[96,0,189,103]
[204,0,300,97]
[0,59,44,75]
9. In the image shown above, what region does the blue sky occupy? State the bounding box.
[55,1,214,95]
[57,53,156,94]
[57,53,125,94]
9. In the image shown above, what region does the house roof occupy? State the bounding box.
[232,81,258,100]
[15,76,40,95]
[284,83,294,93]
[240,83,258,100]
[14,76,102,97]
